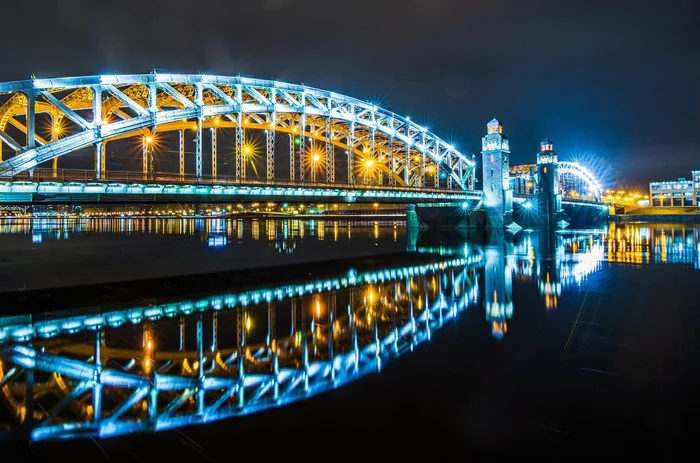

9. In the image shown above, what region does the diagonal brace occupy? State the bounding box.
[40,91,93,129]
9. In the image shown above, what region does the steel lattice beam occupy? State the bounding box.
[0,74,476,190]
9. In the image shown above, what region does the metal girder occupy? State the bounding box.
[40,90,93,130]
[558,161,603,200]
[157,83,195,109]
[103,85,149,117]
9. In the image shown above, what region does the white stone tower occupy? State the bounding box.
[536,138,562,226]
[481,118,514,229]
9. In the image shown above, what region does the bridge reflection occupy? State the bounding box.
[0,249,481,441]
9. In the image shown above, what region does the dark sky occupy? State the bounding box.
[2,0,698,185]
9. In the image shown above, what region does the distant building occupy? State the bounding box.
[649,173,698,207]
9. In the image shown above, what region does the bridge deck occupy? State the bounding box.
[0,169,481,205]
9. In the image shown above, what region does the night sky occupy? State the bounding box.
[2,0,698,185]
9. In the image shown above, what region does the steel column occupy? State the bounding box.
[348,120,355,184]
[298,111,306,182]
[95,141,104,179]
[25,90,35,149]
[194,83,203,180]
[142,136,148,177]
[288,134,295,181]
[421,133,427,188]
[179,129,185,180]
[211,128,217,179]
[325,117,333,183]
[235,114,243,181]
[369,128,376,185]
[266,114,275,181]
[195,119,202,180]
[389,136,395,186]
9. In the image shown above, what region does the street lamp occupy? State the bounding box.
[312,152,320,182]
[364,159,374,184]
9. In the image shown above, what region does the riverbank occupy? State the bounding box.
[612,206,700,223]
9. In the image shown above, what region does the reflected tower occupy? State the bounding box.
[484,231,514,340]
[536,229,562,309]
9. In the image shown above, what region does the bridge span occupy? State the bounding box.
[0,72,609,227]
[0,169,479,206]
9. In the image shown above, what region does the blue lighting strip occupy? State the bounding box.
[0,181,480,202]
[0,254,482,345]
[0,253,483,441]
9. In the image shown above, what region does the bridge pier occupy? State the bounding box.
[407,203,485,230]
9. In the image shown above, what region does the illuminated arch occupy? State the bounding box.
[558,161,603,201]
[0,74,474,190]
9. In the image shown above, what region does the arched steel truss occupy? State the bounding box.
[510,161,603,201]
[0,74,475,190]
[557,162,602,200]
[0,253,481,441]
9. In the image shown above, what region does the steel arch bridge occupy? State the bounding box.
[0,73,475,194]
[510,161,603,201]
[558,161,603,201]
[0,252,482,441]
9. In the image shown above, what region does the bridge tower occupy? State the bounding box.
[535,139,563,226]
[481,119,515,229]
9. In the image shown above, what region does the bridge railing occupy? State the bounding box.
[0,168,473,196]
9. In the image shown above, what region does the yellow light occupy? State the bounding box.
[365,159,374,168]
[245,316,252,331]
[145,135,153,144]
[315,299,321,318]
[191,124,197,130]
[214,117,220,125]
[146,340,153,351]
[427,165,435,174]
[243,145,252,155]
[53,124,61,135]
[313,153,320,162]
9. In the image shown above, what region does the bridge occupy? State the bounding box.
[0,250,482,441]
[0,72,607,228]
[0,73,474,198]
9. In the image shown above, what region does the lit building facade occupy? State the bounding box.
[649,173,698,207]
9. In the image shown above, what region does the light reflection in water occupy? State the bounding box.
[0,222,698,441]
[0,217,404,253]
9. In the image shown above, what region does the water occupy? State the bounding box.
[0,219,699,458]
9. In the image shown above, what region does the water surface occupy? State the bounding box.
[0,221,699,458]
